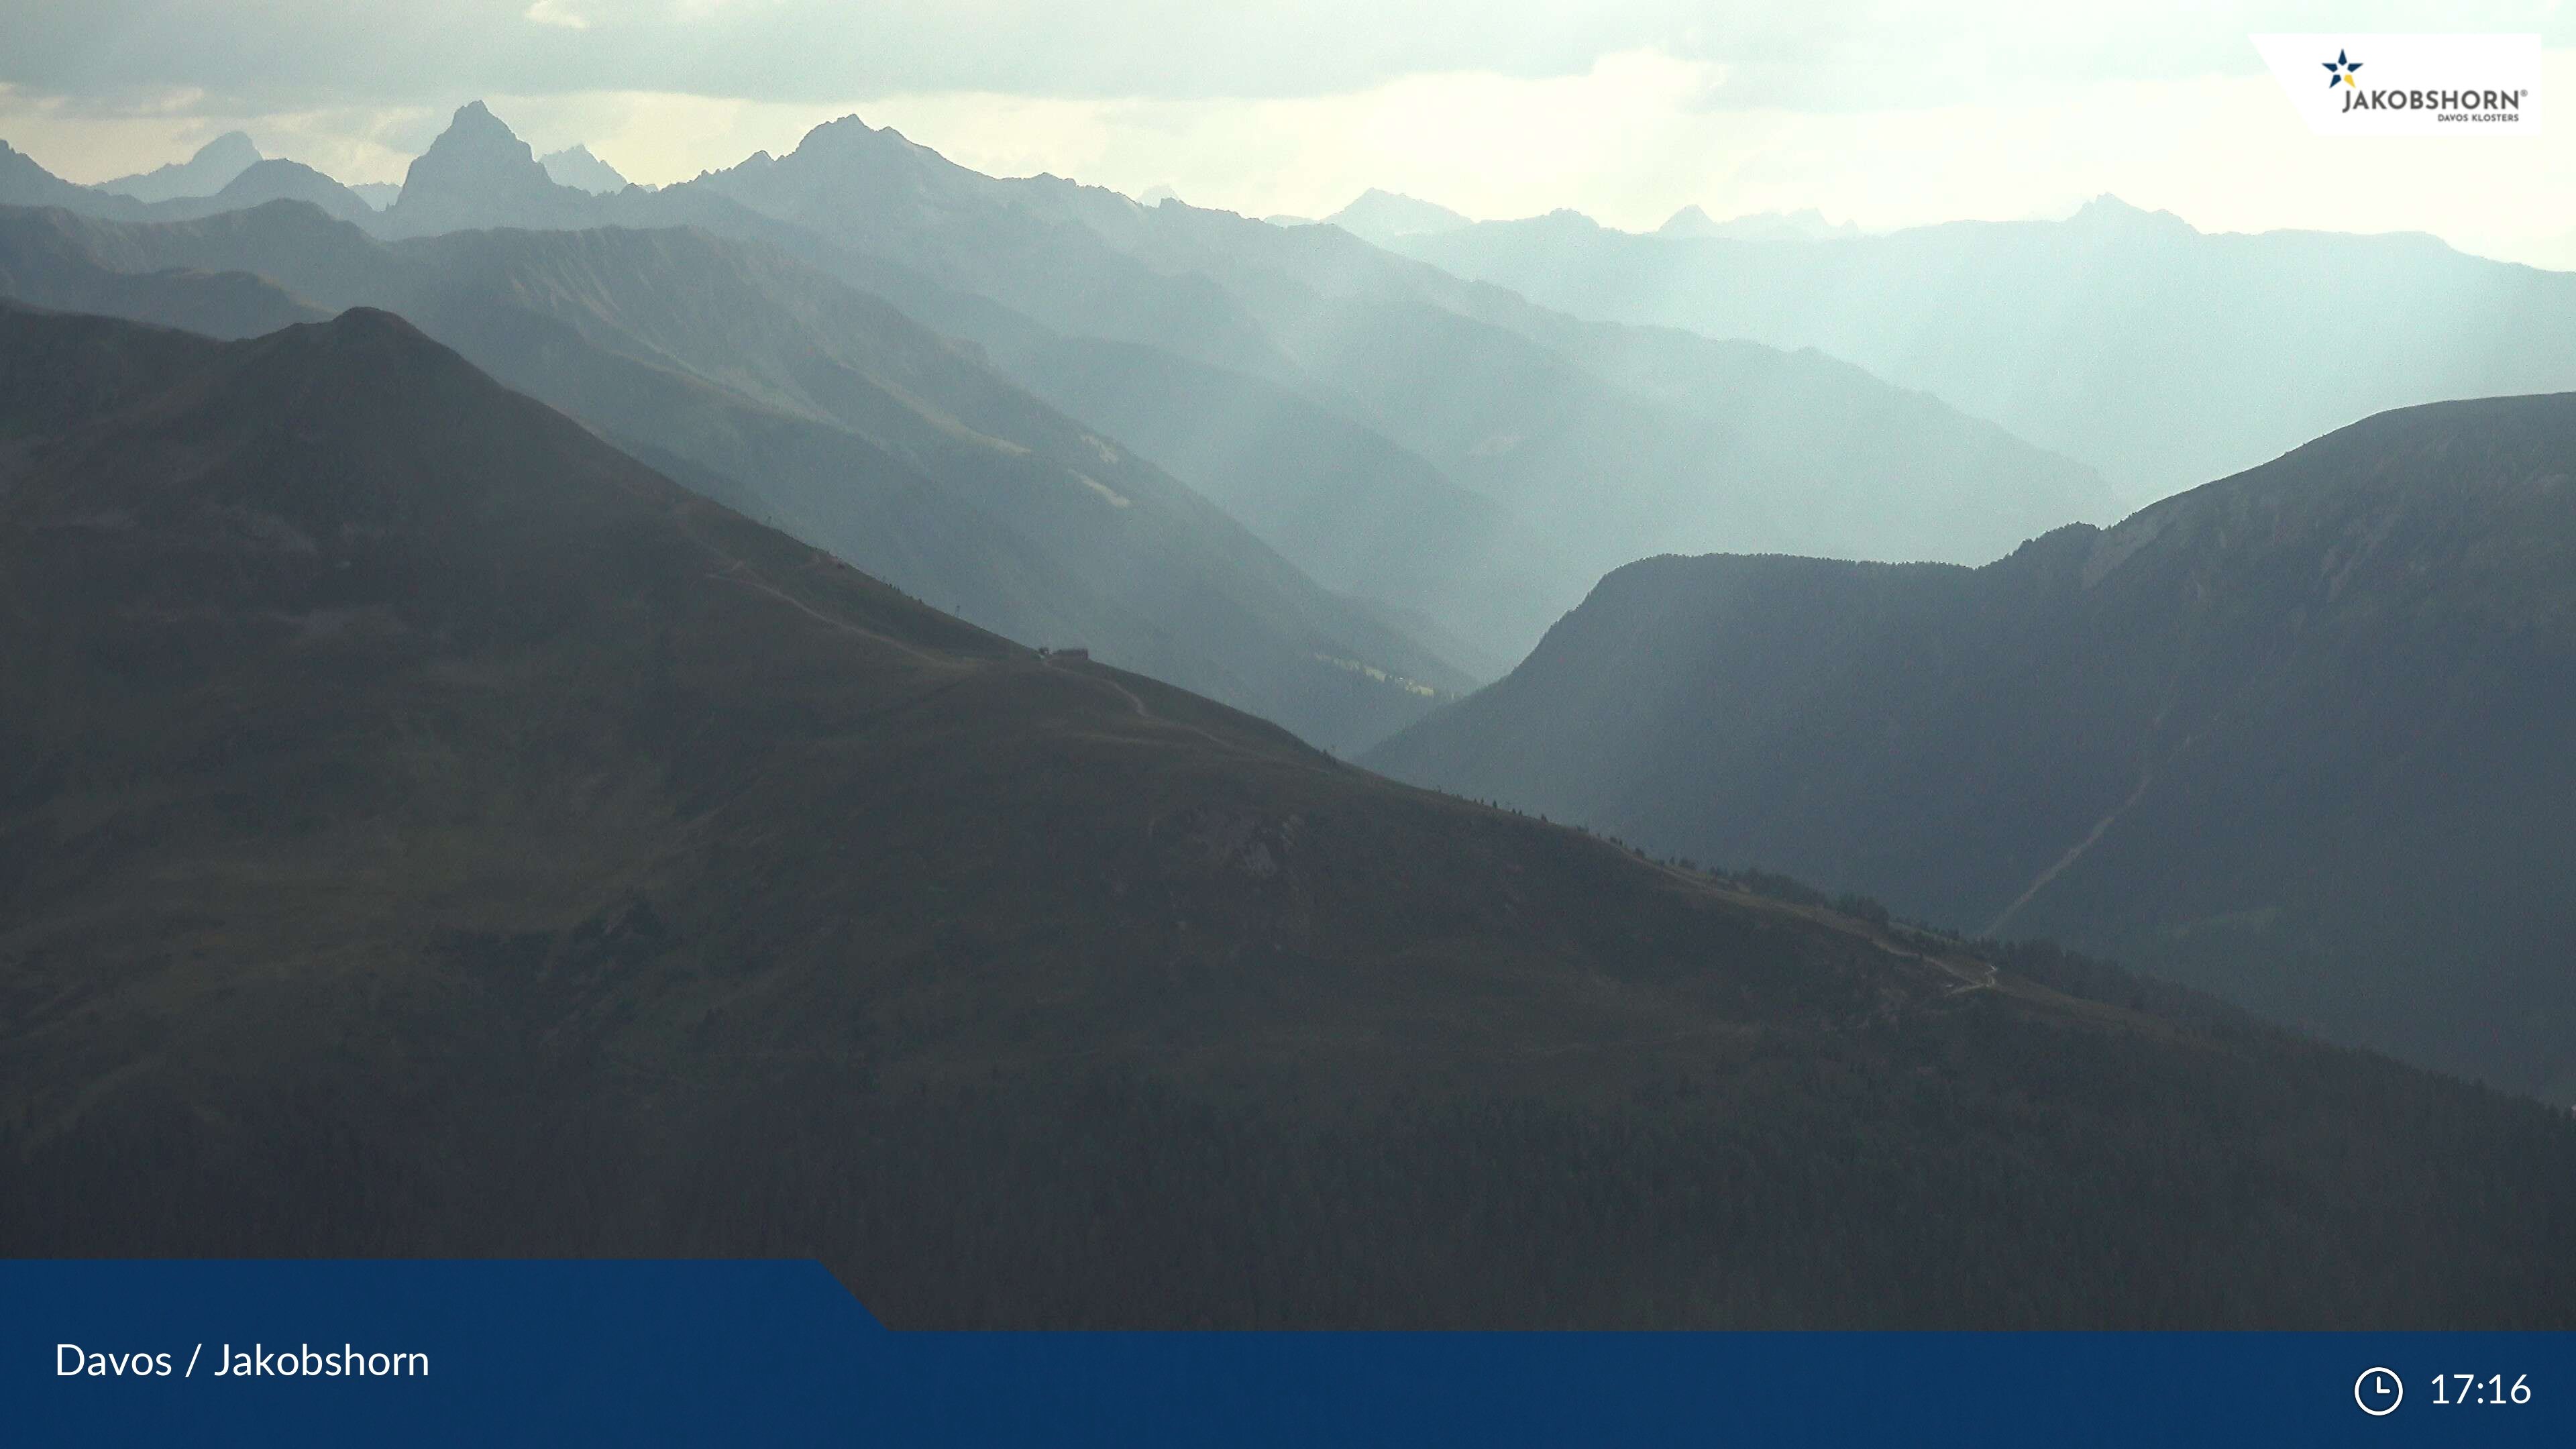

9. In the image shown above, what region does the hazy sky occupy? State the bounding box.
[9,1,2576,264]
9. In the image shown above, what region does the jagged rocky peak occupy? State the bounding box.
[384,101,595,233]
[539,142,632,195]
[2068,194,2195,234]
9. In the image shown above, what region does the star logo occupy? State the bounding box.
[2322,49,2363,88]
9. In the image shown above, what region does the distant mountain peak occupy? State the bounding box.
[0,140,107,211]
[385,100,593,233]
[718,112,955,203]
[2069,194,2194,233]
[800,113,889,148]
[1493,208,1604,239]
[1346,186,1452,214]
[1660,205,1857,241]
[207,158,378,223]
[312,303,428,345]
[1326,189,1474,246]
[539,142,632,195]
[1658,204,1716,235]
[182,131,262,175]
[428,100,528,156]
[95,129,263,203]
[777,114,940,170]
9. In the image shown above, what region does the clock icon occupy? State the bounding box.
[2356,1366,2404,1416]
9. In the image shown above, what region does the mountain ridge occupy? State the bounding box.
[95,131,261,202]
[649,111,2117,658]
[1368,390,2576,1098]
[0,198,1468,751]
[541,142,634,195]
[7,300,2575,1326]
[1325,188,1474,246]
[1391,199,2576,504]
[0,105,2125,666]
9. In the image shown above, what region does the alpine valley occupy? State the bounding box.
[5,99,2575,1331]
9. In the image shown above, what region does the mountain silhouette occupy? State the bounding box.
[189,158,376,223]
[95,130,261,202]
[539,142,633,194]
[0,107,2124,665]
[659,113,2116,663]
[1660,205,1858,241]
[1325,188,1474,246]
[6,301,2573,1326]
[6,142,370,227]
[1369,395,2576,1099]
[0,207,325,337]
[0,198,1468,751]
[1395,196,2576,505]
[384,101,600,236]
[1,142,144,215]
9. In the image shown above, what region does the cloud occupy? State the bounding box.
[9,8,2576,269]
[10,1,2572,113]
[523,0,591,31]
[844,44,2576,270]
[0,81,441,184]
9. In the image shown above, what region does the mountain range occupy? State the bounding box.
[0,199,1467,753]
[1369,396,2576,1099]
[1658,205,1859,241]
[12,101,2576,1330]
[1388,197,2576,506]
[0,105,2121,669]
[0,207,323,338]
[95,131,262,202]
[678,114,2118,659]
[3,138,377,227]
[1322,188,1474,246]
[6,301,2573,1327]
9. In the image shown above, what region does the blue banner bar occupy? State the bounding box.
[5,1260,2567,1445]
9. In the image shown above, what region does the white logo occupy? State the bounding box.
[2252,34,2541,136]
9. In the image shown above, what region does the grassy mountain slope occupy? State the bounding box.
[5,303,2576,1328]
[0,207,325,339]
[1369,396,2576,1099]
[1004,334,1552,672]
[0,200,1462,752]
